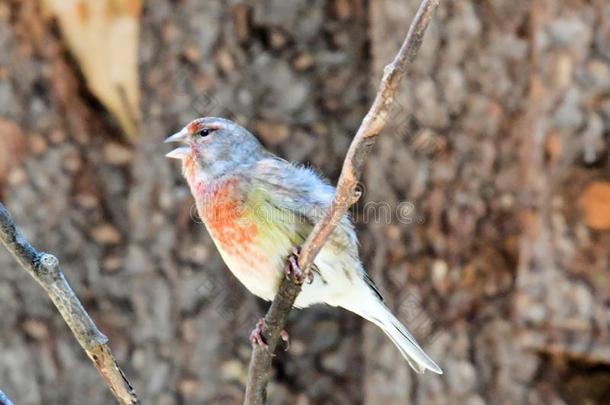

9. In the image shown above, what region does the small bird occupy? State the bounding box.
[165,117,442,374]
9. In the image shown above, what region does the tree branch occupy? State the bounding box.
[244,1,440,403]
[0,390,14,405]
[0,203,139,405]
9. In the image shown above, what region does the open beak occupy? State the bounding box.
[164,128,190,159]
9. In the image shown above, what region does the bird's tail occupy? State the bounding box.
[341,292,443,374]
[377,308,443,374]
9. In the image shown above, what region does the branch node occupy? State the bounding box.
[40,253,59,271]
[383,62,395,78]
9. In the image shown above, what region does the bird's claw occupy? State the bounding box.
[249,318,268,350]
[249,319,289,353]
[280,329,290,351]
[284,247,313,285]
[285,254,305,284]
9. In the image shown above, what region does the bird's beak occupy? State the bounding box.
[164,129,187,144]
[165,129,190,160]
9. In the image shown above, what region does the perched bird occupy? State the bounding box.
[165,117,442,374]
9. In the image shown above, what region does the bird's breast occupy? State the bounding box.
[196,178,257,254]
[194,177,282,299]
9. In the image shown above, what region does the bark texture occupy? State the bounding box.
[0,0,608,404]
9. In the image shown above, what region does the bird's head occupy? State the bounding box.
[165,117,265,181]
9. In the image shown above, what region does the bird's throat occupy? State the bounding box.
[191,176,243,224]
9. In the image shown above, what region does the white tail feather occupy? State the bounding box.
[339,290,443,374]
[378,309,443,374]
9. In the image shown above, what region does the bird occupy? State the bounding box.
[165,117,442,374]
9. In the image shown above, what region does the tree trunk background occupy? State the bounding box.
[0,0,609,404]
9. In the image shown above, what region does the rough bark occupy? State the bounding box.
[0,0,608,404]
[363,0,610,404]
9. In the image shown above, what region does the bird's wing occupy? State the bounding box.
[236,157,383,301]
[241,157,355,249]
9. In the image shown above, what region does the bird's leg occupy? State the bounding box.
[283,247,313,284]
[249,318,268,350]
[285,253,304,284]
[249,318,289,352]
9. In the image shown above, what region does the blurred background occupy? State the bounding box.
[0,0,609,404]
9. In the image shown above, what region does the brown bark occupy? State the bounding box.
[0,0,608,404]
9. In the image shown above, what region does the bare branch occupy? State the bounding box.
[244,1,440,403]
[0,389,14,405]
[0,203,139,405]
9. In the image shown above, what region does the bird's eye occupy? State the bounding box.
[197,128,210,137]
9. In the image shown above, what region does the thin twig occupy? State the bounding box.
[243,1,440,403]
[0,390,14,405]
[0,203,139,405]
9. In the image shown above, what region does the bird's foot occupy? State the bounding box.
[284,247,313,285]
[280,329,290,351]
[249,318,268,350]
